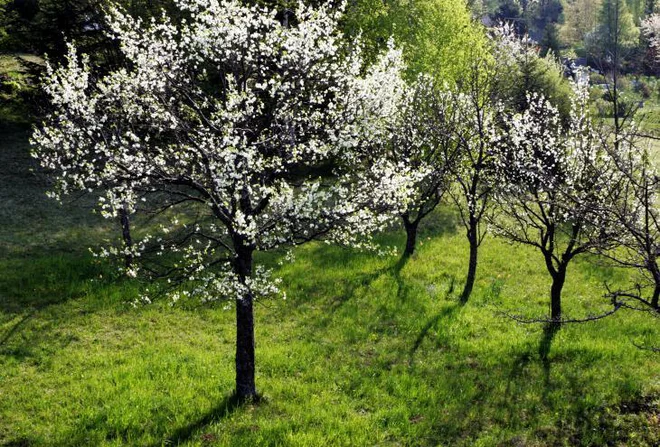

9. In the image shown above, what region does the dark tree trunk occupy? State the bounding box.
[402,217,419,258]
[649,261,660,309]
[460,220,479,303]
[550,265,566,324]
[234,243,257,401]
[119,203,133,268]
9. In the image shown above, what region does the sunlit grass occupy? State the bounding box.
[1,129,658,446]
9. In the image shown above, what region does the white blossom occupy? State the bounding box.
[32,0,414,304]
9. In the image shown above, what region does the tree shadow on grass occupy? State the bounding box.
[149,393,246,447]
[408,301,461,368]
[50,393,247,447]
[0,312,35,346]
[539,322,560,392]
[506,323,559,389]
[393,255,409,301]
[0,254,108,315]
[423,322,639,446]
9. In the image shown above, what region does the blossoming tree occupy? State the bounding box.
[378,75,461,259]
[603,134,660,313]
[32,0,414,400]
[447,56,500,303]
[642,13,660,61]
[493,82,624,324]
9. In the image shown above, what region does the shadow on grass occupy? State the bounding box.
[408,304,461,363]
[0,253,134,361]
[421,322,644,446]
[0,254,112,315]
[393,255,409,301]
[0,312,35,346]
[539,322,560,391]
[319,254,435,329]
[506,323,559,391]
[416,207,460,239]
[408,284,461,367]
[150,393,246,447]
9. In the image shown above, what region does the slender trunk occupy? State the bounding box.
[402,217,418,258]
[650,263,660,309]
[550,265,566,324]
[119,203,133,269]
[234,243,257,401]
[460,220,478,303]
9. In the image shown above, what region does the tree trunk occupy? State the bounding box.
[402,218,418,258]
[460,221,479,303]
[234,244,257,401]
[649,261,660,309]
[550,265,566,323]
[119,203,133,268]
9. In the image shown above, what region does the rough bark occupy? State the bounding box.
[550,265,567,323]
[402,217,419,259]
[119,203,133,268]
[460,219,478,303]
[234,242,257,401]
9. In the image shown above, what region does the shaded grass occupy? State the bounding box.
[1,129,659,446]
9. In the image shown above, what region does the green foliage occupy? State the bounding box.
[0,0,178,58]
[627,0,645,24]
[560,0,603,47]
[0,54,44,125]
[495,44,574,120]
[492,0,526,33]
[589,0,641,62]
[343,0,488,84]
[540,23,562,57]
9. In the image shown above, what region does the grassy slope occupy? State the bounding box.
[0,128,659,446]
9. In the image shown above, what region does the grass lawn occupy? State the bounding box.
[1,126,659,446]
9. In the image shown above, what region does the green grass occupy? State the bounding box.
[1,128,659,446]
[0,54,44,126]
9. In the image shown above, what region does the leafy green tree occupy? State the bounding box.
[540,22,562,57]
[559,0,602,46]
[343,0,488,85]
[588,0,640,66]
[493,24,574,120]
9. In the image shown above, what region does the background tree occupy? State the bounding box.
[493,83,623,324]
[642,12,660,59]
[343,0,488,85]
[588,0,640,69]
[603,132,660,312]
[492,23,574,120]
[381,76,462,259]
[445,24,574,304]
[540,23,562,57]
[559,0,603,47]
[492,0,527,35]
[0,0,177,57]
[446,54,500,303]
[32,0,414,401]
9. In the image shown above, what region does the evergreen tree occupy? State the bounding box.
[540,23,562,57]
[589,0,640,67]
